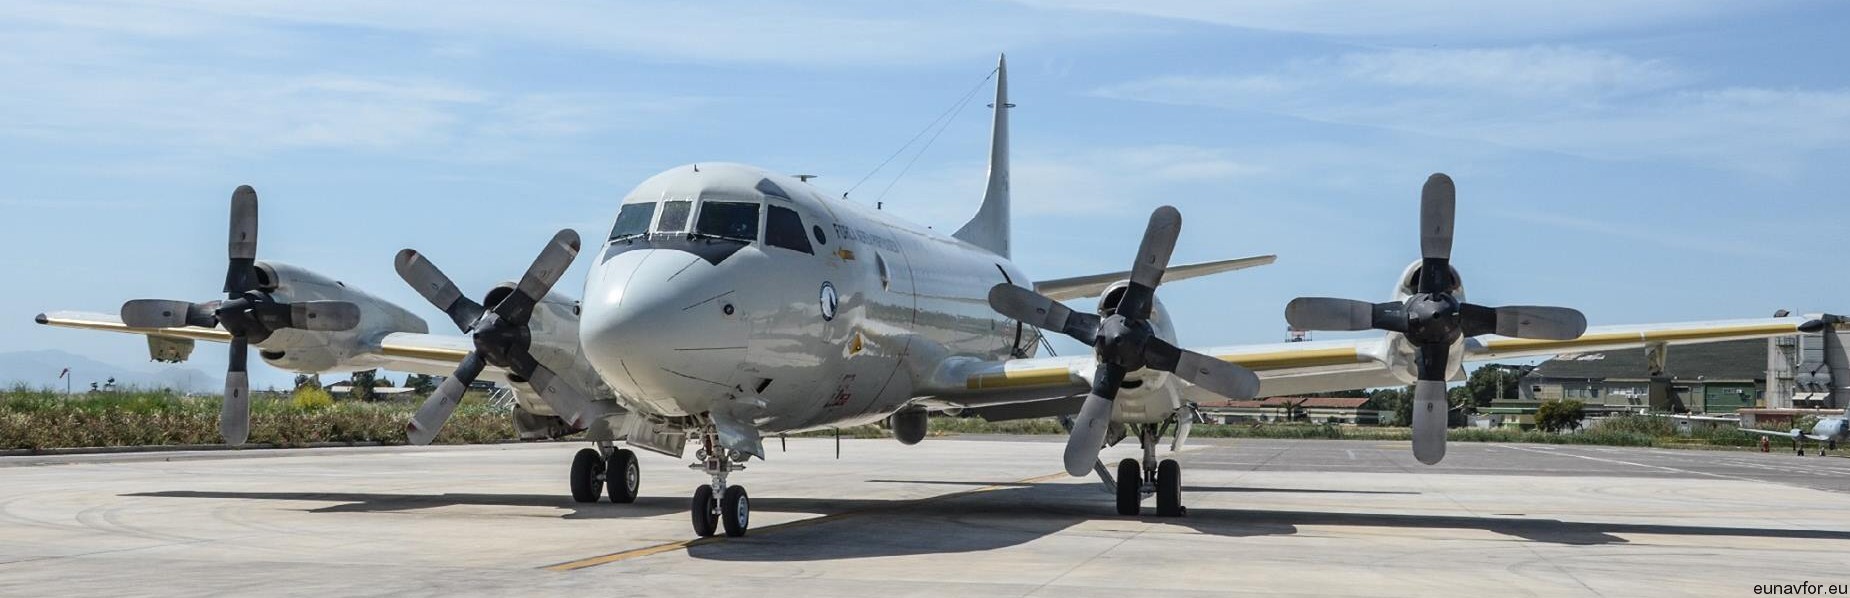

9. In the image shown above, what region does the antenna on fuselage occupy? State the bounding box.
[796,174,817,182]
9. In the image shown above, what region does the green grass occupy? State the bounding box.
[0,386,512,451]
[0,386,1785,453]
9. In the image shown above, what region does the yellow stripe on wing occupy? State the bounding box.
[1479,321,1805,355]
[965,344,1370,390]
[35,312,233,343]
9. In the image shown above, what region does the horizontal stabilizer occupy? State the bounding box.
[1033,255,1275,302]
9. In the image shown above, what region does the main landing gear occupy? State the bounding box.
[689,429,751,537]
[1113,423,1184,517]
[570,441,640,504]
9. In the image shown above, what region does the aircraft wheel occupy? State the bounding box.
[1155,458,1184,517]
[1115,458,1141,516]
[570,448,604,503]
[720,485,750,537]
[691,485,718,537]
[606,449,639,504]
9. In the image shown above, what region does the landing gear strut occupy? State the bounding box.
[571,442,640,503]
[1112,423,1183,517]
[689,429,751,537]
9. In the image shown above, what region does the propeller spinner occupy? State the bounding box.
[393,229,589,445]
[988,206,1261,477]
[1284,173,1586,465]
[118,185,362,445]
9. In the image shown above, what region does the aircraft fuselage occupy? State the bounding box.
[580,163,1034,433]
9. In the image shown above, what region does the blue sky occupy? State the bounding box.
[3,1,1847,389]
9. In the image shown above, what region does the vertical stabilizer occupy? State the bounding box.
[954,54,1011,258]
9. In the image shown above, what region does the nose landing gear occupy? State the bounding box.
[689,430,752,537]
[1111,423,1184,517]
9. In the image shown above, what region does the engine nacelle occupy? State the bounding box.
[252,261,429,373]
[1094,280,1185,422]
[1380,260,1469,385]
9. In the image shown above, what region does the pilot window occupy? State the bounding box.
[609,202,655,240]
[695,201,760,242]
[658,200,693,233]
[764,205,813,254]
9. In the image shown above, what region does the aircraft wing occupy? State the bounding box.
[35,310,482,379]
[918,316,1816,413]
[1739,428,1832,441]
[1033,255,1275,302]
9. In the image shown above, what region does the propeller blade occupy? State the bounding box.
[406,351,486,445]
[987,284,1101,345]
[1064,363,1125,476]
[395,249,484,332]
[1129,206,1182,289]
[1119,206,1182,320]
[1411,379,1448,465]
[286,301,362,331]
[222,337,251,445]
[224,185,260,294]
[1145,343,1260,400]
[121,299,214,328]
[492,229,582,326]
[1460,304,1586,340]
[1419,173,1454,261]
[523,362,594,430]
[1285,297,1407,332]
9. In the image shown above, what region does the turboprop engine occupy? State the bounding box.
[1286,173,1587,465]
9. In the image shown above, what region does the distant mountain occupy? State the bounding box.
[0,349,220,393]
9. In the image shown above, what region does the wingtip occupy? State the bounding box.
[33,313,48,325]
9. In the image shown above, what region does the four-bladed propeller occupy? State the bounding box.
[988,206,1262,477]
[119,186,361,445]
[393,229,587,445]
[1285,173,1586,465]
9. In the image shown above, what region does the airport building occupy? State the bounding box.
[1498,326,1848,419]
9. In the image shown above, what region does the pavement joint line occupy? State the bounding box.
[540,471,1070,572]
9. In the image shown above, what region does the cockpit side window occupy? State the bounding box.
[764,205,813,254]
[609,202,656,241]
[658,200,693,233]
[694,201,760,242]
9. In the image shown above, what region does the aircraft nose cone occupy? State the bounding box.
[581,246,749,414]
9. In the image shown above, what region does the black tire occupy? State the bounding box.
[1155,458,1183,517]
[570,448,604,503]
[606,449,639,504]
[1115,458,1141,516]
[720,485,750,538]
[691,485,718,537]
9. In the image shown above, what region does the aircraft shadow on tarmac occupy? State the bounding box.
[126,481,1850,562]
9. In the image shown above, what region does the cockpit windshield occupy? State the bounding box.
[694,201,760,242]
[609,202,656,240]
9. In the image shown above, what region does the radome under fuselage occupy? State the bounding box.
[580,163,1034,433]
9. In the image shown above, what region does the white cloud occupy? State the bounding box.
[1093,46,1850,173]
[6,0,1111,67]
[1011,0,1765,39]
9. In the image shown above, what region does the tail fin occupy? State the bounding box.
[954,54,1011,258]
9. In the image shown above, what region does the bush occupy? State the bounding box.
[1536,399,1586,433]
[291,385,334,410]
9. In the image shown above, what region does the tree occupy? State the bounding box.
[1536,399,1586,433]
[1308,389,1368,398]
[1368,387,1413,426]
[349,369,378,402]
[403,374,438,395]
[1463,364,1527,409]
[293,374,323,391]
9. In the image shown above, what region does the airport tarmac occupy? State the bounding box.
[3,437,1849,597]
